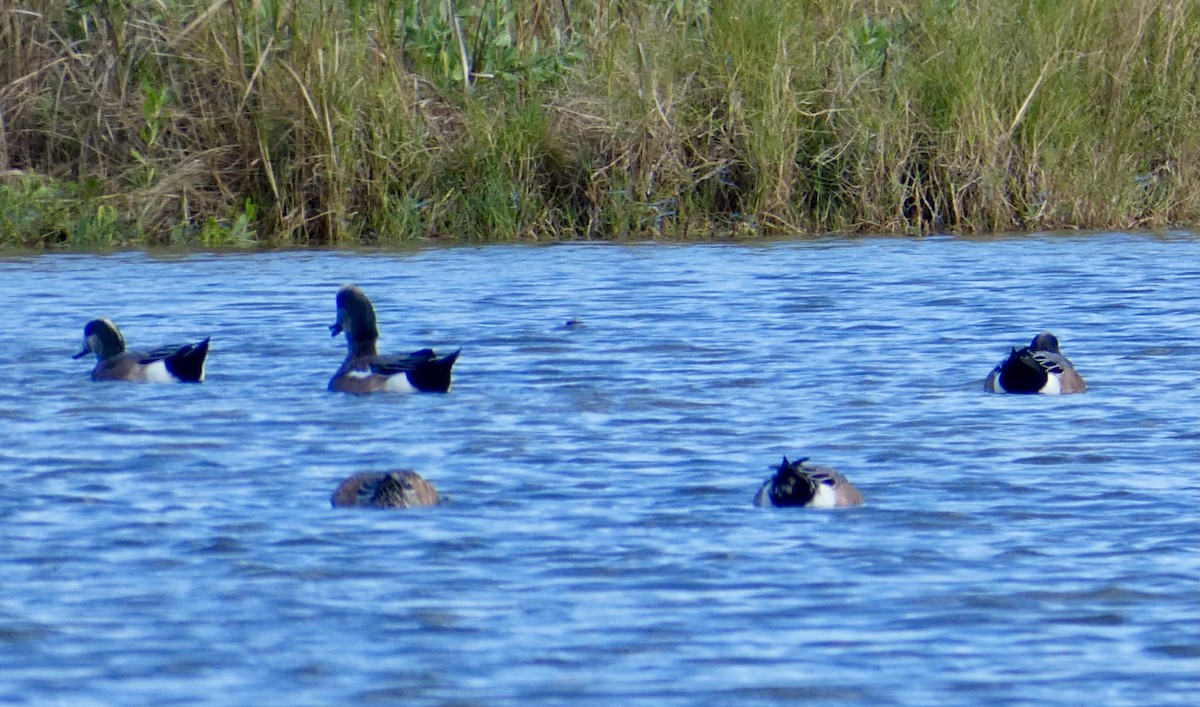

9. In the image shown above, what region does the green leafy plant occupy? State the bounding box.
[173,200,259,248]
[128,80,171,188]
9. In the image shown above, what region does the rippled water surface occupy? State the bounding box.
[1,232,1198,705]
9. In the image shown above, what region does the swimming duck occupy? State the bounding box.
[331,470,441,509]
[985,331,1086,394]
[328,284,460,394]
[73,318,209,383]
[754,456,863,508]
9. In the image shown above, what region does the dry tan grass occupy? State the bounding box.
[1,0,1196,247]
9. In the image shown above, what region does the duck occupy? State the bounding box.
[328,284,460,394]
[754,456,863,508]
[985,331,1086,394]
[73,318,209,383]
[331,470,441,509]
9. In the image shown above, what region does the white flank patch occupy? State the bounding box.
[1039,375,1063,395]
[808,483,839,509]
[384,374,418,394]
[142,360,177,383]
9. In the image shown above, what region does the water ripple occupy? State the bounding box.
[1,234,1198,704]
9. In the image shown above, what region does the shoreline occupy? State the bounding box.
[2,228,1197,258]
[3,1,1197,248]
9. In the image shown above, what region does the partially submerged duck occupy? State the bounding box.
[328,284,460,394]
[73,318,209,383]
[754,456,863,508]
[985,331,1086,395]
[331,470,441,509]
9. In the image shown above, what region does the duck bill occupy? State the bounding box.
[72,347,89,359]
[329,321,343,337]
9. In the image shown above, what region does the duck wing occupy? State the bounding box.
[138,339,209,365]
[138,344,184,364]
[1026,348,1071,376]
[370,348,440,375]
[372,348,460,392]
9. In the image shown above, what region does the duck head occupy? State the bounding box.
[73,319,125,361]
[330,285,380,345]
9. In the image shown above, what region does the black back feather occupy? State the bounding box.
[766,457,818,507]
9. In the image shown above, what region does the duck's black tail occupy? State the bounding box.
[995,346,1046,394]
[165,338,210,383]
[409,348,460,393]
[765,456,817,507]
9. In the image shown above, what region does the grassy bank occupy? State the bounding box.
[2,0,1197,248]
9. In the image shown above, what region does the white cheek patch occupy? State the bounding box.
[142,360,177,383]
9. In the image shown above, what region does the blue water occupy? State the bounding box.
[1,232,1197,705]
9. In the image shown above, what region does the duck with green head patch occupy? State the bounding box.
[73,318,209,383]
[328,285,460,394]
